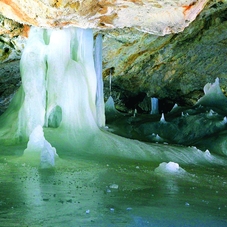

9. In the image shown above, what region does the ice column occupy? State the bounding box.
[0,27,102,144]
[18,27,47,138]
[150,97,159,114]
[45,28,99,132]
[94,34,105,127]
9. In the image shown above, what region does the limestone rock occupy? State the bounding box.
[102,0,227,110]
[0,61,21,114]
[0,0,208,35]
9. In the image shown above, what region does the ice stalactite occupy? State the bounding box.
[105,68,119,117]
[94,34,105,128]
[109,69,112,96]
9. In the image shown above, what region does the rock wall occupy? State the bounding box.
[0,16,26,114]
[102,0,227,111]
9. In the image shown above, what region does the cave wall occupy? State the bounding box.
[0,0,227,114]
[102,0,227,112]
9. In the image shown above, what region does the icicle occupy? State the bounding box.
[109,70,112,96]
[150,97,159,114]
[94,33,105,127]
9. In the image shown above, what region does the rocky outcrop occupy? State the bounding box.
[0,0,207,35]
[0,60,21,114]
[0,16,26,113]
[102,0,227,111]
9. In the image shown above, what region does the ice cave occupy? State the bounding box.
[0,0,227,226]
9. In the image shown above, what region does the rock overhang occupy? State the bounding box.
[0,0,208,35]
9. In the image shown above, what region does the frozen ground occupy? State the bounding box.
[0,144,227,227]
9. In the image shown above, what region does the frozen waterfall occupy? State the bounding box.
[0,27,225,168]
[150,97,159,114]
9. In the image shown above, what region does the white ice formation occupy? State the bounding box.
[150,97,159,114]
[24,125,58,168]
[0,28,226,168]
[154,161,186,175]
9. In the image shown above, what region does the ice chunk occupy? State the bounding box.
[204,78,222,95]
[154,162,186,174]
[208,109,215,116]
[181,112,189,117]
[109,184,119,189]
[24,125,45,153]
[40,140,57,168]
[24,125,58,168]
[203,149,213,161]
[197,78,227,110]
